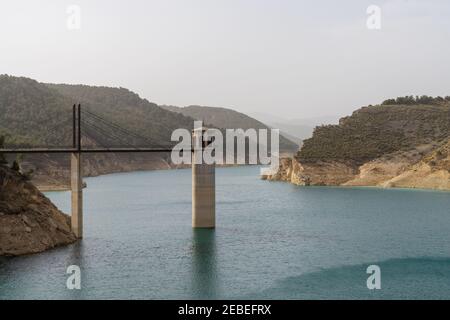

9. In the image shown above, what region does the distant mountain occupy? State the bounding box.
[274,130,302,146]
[250,112,339,144]
[266,122,314,145]
[161,105,299,152]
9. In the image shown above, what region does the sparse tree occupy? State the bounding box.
[382,99,396,105]
[10,154,24,173]
[11,159,20,172]
[22,168,34,181]
[0,136,8,166]
[382,95,450,106]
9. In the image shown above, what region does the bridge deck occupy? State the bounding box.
[0,148,183,154]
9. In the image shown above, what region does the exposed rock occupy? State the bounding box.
[379,140,450,190]
[266,140,450,191]
[264,158,358,186]
[0,166,76,256]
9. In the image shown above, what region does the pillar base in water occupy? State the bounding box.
[192,162,216,228]
[71,152,83,238]
[192,126,216,229]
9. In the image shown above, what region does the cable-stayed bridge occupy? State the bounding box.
[0,104,215,239]
[1,104,178,153]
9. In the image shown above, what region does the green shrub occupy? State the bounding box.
[382,95,449,106]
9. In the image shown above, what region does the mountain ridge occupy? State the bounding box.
[160,104,299,151]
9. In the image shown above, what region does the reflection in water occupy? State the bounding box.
[191,229,219,299]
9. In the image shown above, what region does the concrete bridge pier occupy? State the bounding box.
[192,127,215,228]
[71,152,83,238]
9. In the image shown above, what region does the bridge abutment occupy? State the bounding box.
[71,152,83,238]
[192,128,215,228]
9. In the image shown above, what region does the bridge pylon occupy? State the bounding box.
[71,152,83,238]
[192,127,215,228]
[71,104,83,238]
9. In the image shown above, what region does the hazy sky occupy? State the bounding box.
[1,0,449,119]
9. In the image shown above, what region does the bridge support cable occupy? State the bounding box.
[80,109,174,149]
[81,108,175,144]
[81,118,141,149]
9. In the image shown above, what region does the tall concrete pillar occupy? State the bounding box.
[71,152,83,238]
[192,128,215,228]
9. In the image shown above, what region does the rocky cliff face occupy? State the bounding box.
[265,140,450,190]
[373,140,450,190]
[0,166,76,256]
[264,103,450,191]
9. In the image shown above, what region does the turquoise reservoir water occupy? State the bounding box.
[1,166,449,299]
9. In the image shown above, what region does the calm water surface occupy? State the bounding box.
[1,166,449,299]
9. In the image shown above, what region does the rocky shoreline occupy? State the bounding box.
[0,166,77,256]
[263,140,450,191]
